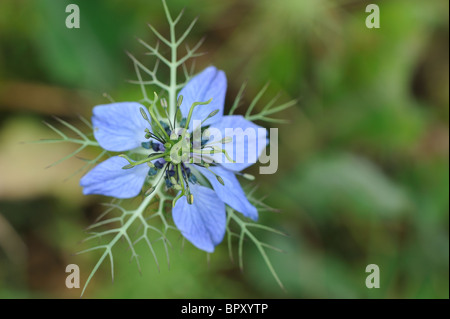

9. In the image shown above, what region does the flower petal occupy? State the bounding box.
[206,115,268,172]
[196,165,258,220]
[80,156,148,198]
[172,184,226,252]
[92,102,150,152]
[178,66,226,130]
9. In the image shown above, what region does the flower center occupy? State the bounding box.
[121,94,234,206]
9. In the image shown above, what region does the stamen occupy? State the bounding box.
[140,107,151,123]
[145,165,167,196]
[177,164,186,192]
[120,153,165,169]
[177,95,183,107]
[170,176,178,186]
[181,164,192,194]
[173,95,183,129]
[188,174,197,184]
[118,154,134,164]
[142,118,165,144]
[160,98,168,108]
[201,109,219,124]
[216,176,224,185]
[151,141,161,152]
[170,164,193,205]
[203,165,225,186]
[154,160,164,169]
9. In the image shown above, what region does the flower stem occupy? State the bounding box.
[167,1,177,121]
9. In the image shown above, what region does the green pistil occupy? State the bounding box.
[183,98,213,131]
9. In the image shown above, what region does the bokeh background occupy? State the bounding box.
[0,0,448,298]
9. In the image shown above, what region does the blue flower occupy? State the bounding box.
[80,66,267,252]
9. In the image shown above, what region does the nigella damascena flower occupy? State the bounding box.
[80,66,267,252]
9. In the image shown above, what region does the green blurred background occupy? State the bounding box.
[0,0,448,298]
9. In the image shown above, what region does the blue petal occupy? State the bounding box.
[196,166,258,220]
[80,156,148,198]
[178,66,226,130]
[206,115,268,172]
[92,102,151,152]
[172,184,226,252]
